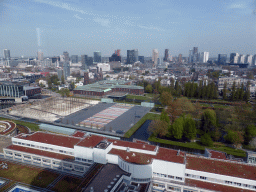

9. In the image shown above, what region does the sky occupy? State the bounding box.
[0,0,256,58]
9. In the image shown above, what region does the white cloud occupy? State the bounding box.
[228,3,247,9]
[74,14,83,20]
[93,18,110,27]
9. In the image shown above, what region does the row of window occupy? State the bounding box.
[13,141,74,155]
[120,161,129,172]
[132,178,150,182]
[75,157,93,163]
[153,182,199,192]
[185,173,256,189]
[153,172,183,181]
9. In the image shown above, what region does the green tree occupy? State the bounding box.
[201,133,213,147]
[160,91,173,106]
[59,88,70,97]
[201,109,217,133]
[61,75,65,85]
[174,81,182,96]
[145,84,153,93]
[160,109,170,125]
[171,117,184,140]
[225,130,244,148]
[230,81,236,101]
[244,125,256,145]
[244,81,250,102]
[183,115,196,140]
[148,120,169,137]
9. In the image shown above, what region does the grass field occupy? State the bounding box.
[149,137,246,158]
[125,94,152,101]
[53,176,83,192]
[0,160,59,188]
[124,113,160,138]
[0,117,40,132]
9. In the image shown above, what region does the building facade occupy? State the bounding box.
[94,51,102,63]
[3,49,10,60]
[152,49,159,67]
[218,54,227,65]
[4,131,256,192]
[127,49,138,64]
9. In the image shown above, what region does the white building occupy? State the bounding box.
[152,49,159,67]
[97,63,111,72]
[3,131,256,191]
[200,52,209,63]
[246,55,254,66]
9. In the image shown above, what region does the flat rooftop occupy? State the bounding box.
[15,132,82,149]
[186,155,256,181]
[84,164,130,192]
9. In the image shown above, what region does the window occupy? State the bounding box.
[168,185,181,192]
[40,146,45,149]
[200,176,207,180]
[18,142,21,145]
[13,141,17,144]
[185,174,191,177]
[31,145,35,147]
[22,143,25,145]
[175,177,182,181]
[168,175,174,179]
[59,150,63,153]
[76,157,81,161]
[26,144,30,146]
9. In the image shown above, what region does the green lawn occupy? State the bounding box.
[0,117,40,132]
[0,160,59,188]
[125,94,152,101]
[148,136,246,158]
[53,176,83,192]
[124,113,160,138]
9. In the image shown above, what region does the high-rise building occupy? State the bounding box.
[63,51,69,62]
[218,54,227,65]
[178,54,182,64]
[163,49,169,62]
[238,54,245,64]
[200,52,209,63]
[3,49,10,60]
[94,51,101,63]
[253,54,256,66]
[138,56,144,64]
[109,50,121,62]
[71,55,78,63]
[127,49,138,64]
[152,49,159,66]
[88,57,94,66]
[37,51,44,61]
[192,47,199,62]
[57,69,64,81]
[230,53,239,64]
[81,55,88,70]
[63,62,70,80]
[245,55,253,66]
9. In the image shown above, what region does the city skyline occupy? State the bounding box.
[1,0,256,57]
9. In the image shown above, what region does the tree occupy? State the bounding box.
[160,109,170,125]
[244,125,256,145]
[174,81,182,96]
[148,120,169,137]
[59,88,70,97]
[170,117,184,140]
[230,81,236,101]
[183,115,196,140]
[225,130,244,148]
[201,109,217,133]
[244,81,250,102]
[223,81,227,100]
[145,84,153,93]
[201,134,213,147]
[61,75,65,85]
[160,91,173,106]
[69,82,75,91]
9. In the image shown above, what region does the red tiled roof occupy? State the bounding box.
[7,145,74,160]
[109,148,154,164]
[186,156,256,181]
[207,149,227,160]
[186,178,254,192]
[15,132,81,148]
[76,135,105,148]
[72,131,86,138]
[108,139,156,151]
[108,147,185,165]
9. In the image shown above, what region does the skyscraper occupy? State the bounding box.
[109,50,121,62]
[152,49,159,66]
[163,49,169,62]
[3,49,10,60]
[193,47,199,62]
[71,55,78,63]
[188,50,193,63]
[245,55,253,66]
[37,51,44,61]
[253,54,256,66]
[81,55,88,70]
[63,62,70,80]
[127,49,138,64]
[230,53,239,64]
[63,51,69,62]
[218,54,227,65]
[238,54,245,64]
[200,52,209,63]
[94,51,101,63]
[178,54,182,64]
[138,56,144,63]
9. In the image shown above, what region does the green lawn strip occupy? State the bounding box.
[53,176,83,192]
[0,161,59,188]
[124,113,160,138]
[125,95,151,101]
[0,117,40,132]
[148,136,246,158]
[114,100,141,105]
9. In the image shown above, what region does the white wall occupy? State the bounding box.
[93,148,107,164]
[74,145,93,160]
[152,159,185,179]
[112,145,157,155]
